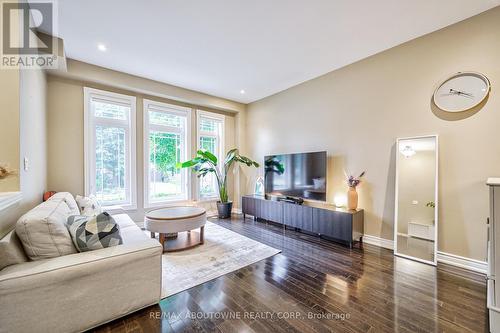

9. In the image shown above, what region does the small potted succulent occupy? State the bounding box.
[177,149,259,218]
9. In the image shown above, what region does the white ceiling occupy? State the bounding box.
[49,0,500,104]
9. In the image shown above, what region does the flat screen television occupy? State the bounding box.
[264,151,327,202]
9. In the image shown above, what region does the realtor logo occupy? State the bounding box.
[1,1,58,69]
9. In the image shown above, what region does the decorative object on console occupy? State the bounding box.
[346,171,365,210]
[177,148,259,219]
[75,194,102,216]
[0,164,16,180]
[66,212,123,252]
[334,194,347,208]
[433,71,490,112]
[254,176,265,196]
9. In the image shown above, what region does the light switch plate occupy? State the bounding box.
[24,157,29,171]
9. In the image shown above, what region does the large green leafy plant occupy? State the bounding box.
[177,149,259,203]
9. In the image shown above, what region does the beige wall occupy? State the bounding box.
[246,7,500,261]
[53,59,245,113]
[0,70,20,192]
[0,0,20,192]
[47,75,239,222]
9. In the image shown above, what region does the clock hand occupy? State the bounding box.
[449,88,474,98]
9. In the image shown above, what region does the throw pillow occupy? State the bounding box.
[0,230,28,270]
[16,200,78,261]
[66,212,123,252]
[48,192,81,215]
[75,195,102,216]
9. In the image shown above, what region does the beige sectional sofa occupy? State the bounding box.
[0,193,163,333]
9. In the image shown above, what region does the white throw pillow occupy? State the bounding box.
[75,195,102,216]
[16,200,78,261]
[47,192,80,215]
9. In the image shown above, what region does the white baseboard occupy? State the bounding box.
[363,234,487,274]
[437,251,487,274]
[362,234,394,250]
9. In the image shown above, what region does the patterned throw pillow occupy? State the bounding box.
[66,212,123,252]
[75,195,102,216]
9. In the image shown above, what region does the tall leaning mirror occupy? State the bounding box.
[394,135,438,265]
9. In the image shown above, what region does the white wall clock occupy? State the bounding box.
[433,72,491,112]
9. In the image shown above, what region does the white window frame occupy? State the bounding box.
[143,99,192,208]
[84,87,137,210]
[196,110,225,201]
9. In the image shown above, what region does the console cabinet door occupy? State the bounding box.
[260,200,283,223]
[312,208,352,241]
[283,204,313,231]
[242,197,256,217]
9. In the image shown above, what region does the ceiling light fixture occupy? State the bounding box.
[401,145,416,158]
[97,43,107,52]
[240,89,245,94]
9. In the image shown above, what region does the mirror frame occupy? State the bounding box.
[394,134,439,266]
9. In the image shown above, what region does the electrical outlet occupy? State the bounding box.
[24,157,29,171]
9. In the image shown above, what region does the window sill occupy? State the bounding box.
[102,203,137,212]
[144,199,193,210]
[197,197,220,203]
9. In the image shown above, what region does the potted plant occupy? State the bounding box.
[177,149,259,218]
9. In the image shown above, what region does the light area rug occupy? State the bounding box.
[158,221,281,298]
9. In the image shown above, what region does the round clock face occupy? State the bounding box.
[433,72,490,112]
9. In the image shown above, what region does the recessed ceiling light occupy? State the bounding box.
[97,43,107,52]
[240,89,245,94]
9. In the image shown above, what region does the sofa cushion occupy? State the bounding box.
[0,230,28,270]
[16,200,78,261]
[75,195,102,216]
[113,213,138,230]
[48,192,80,216]
[66,212,123,252]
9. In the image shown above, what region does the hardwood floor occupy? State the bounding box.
[91,215,487,333]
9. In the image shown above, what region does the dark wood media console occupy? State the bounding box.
[242,195,364,248]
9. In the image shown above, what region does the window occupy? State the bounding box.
[84,88,137,208]
[144,100,191,207]
[197,110,224,200]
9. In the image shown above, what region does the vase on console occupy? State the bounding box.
[347,187,358,210]
[345,171,365,211]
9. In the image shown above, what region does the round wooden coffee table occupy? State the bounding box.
[145,206,206,252]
